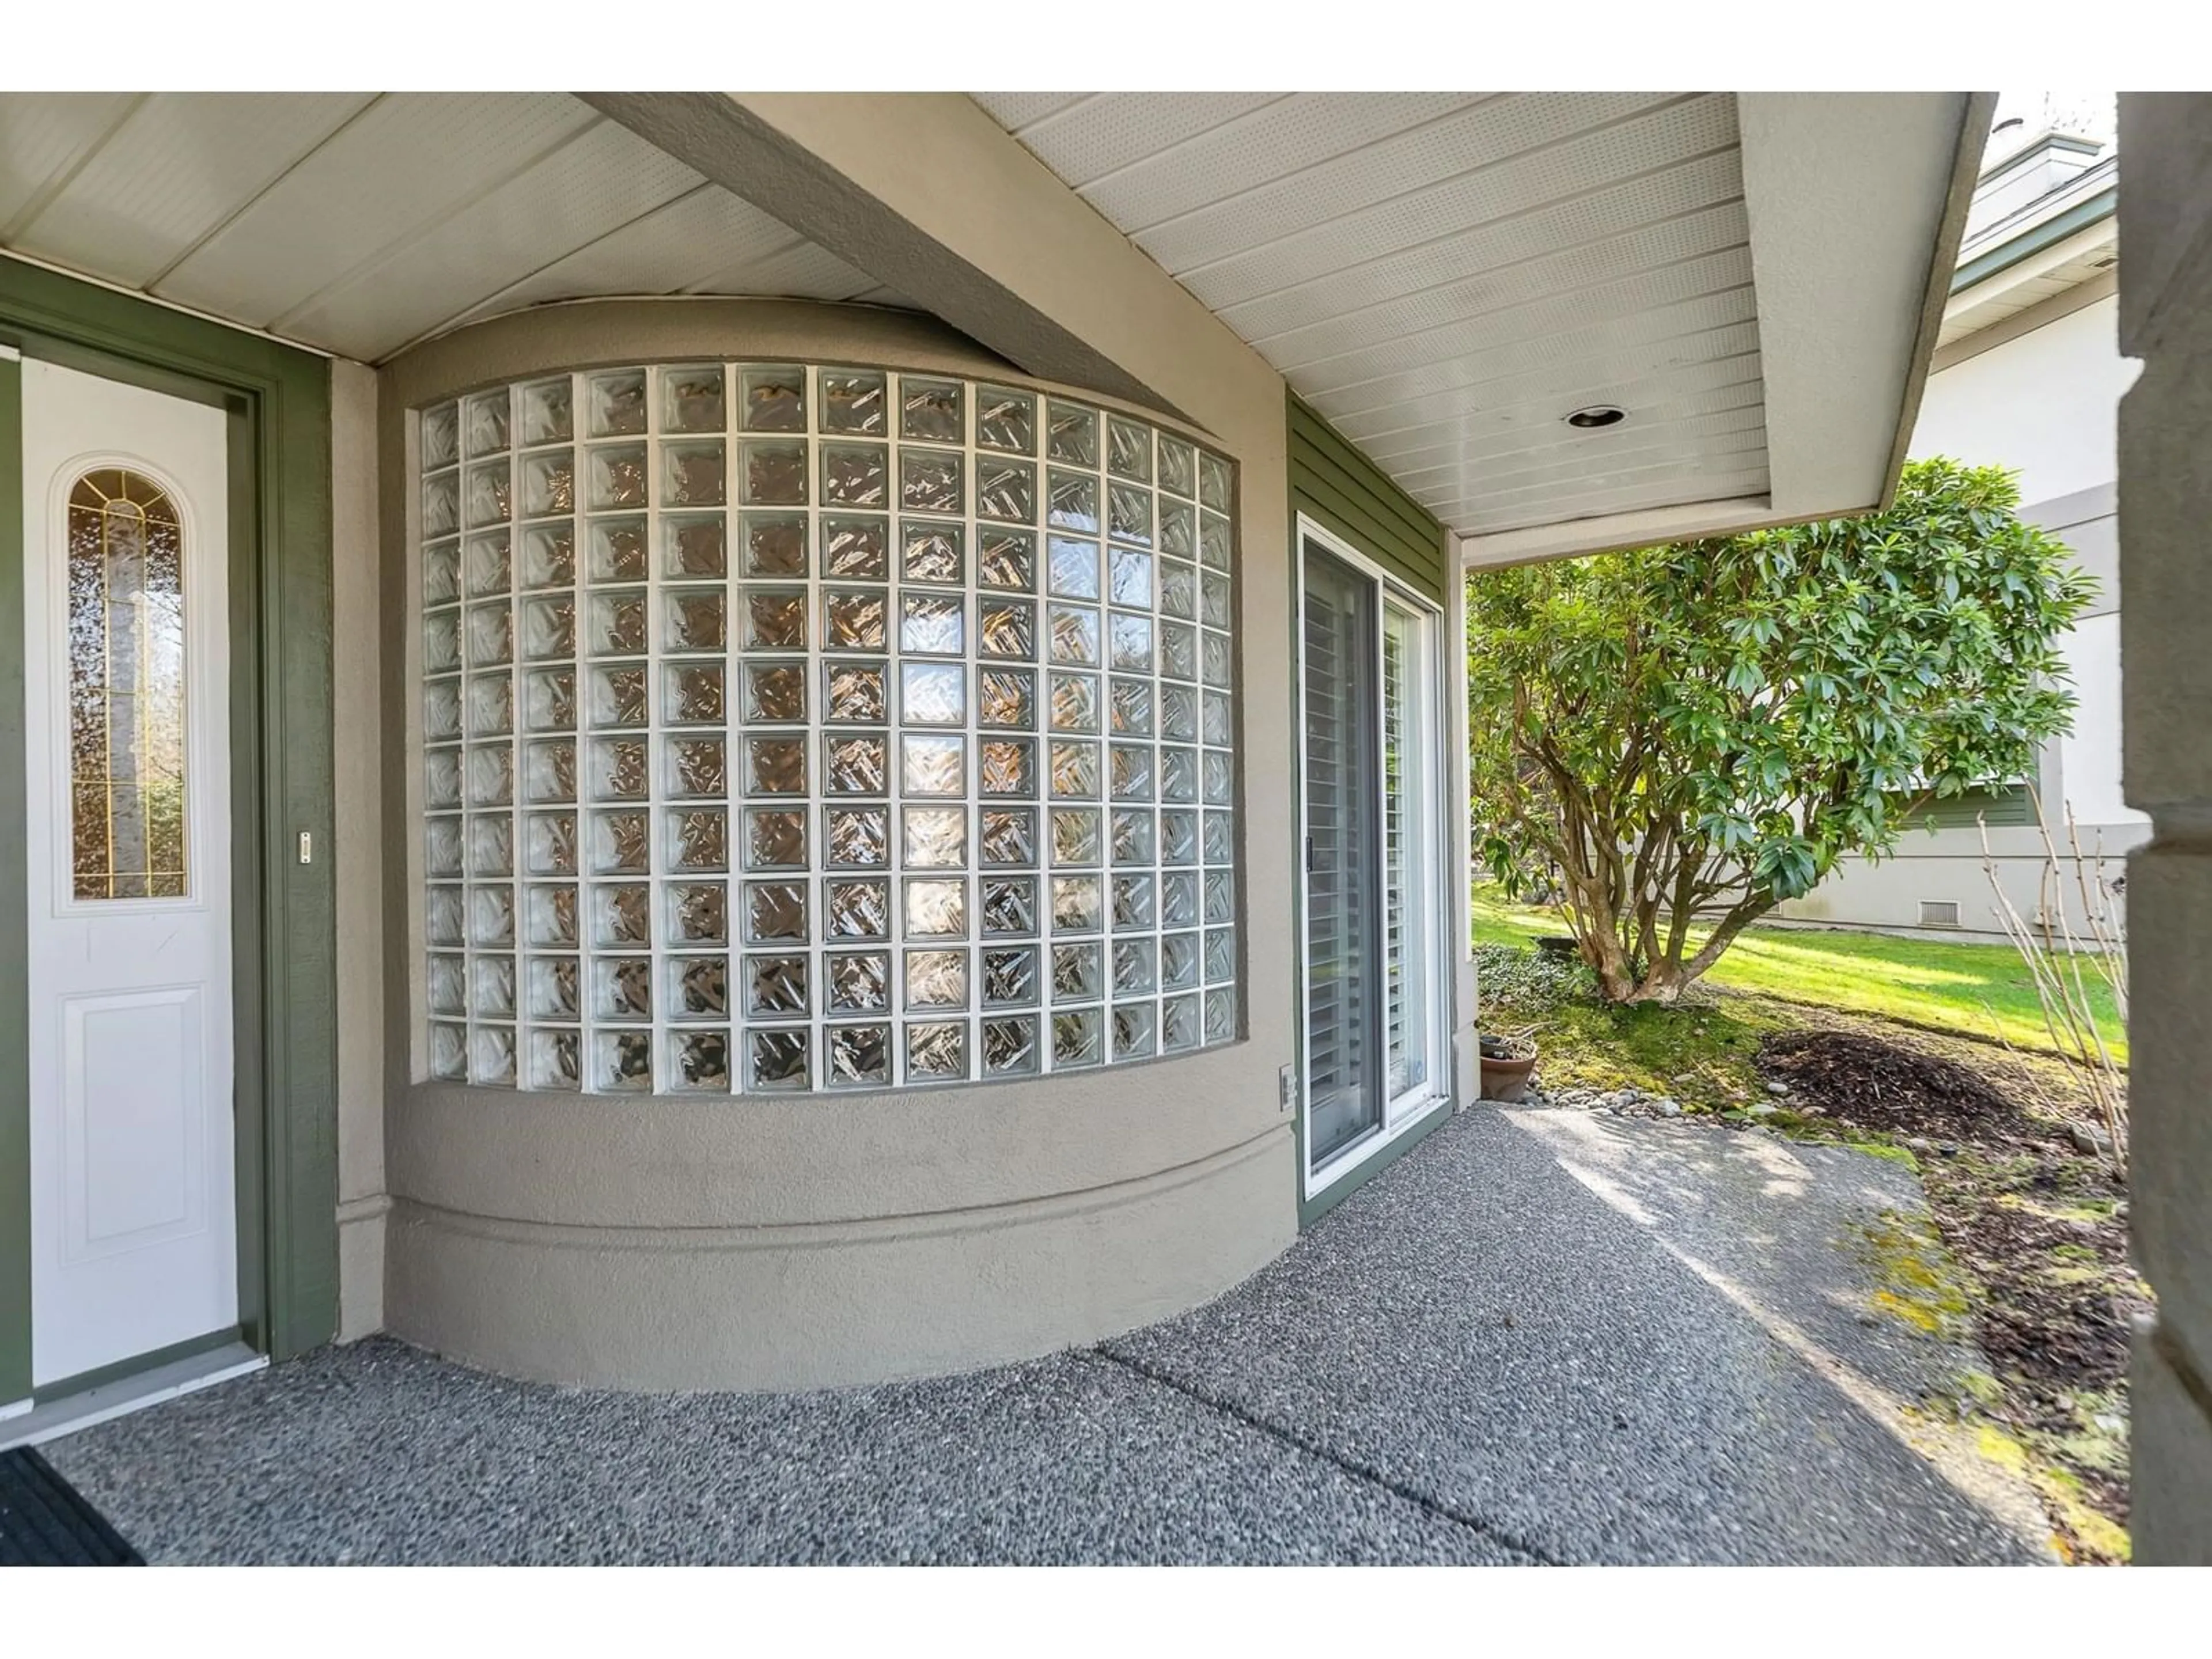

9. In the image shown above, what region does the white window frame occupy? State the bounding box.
[1293,514,1453,1200]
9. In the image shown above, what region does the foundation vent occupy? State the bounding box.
[1918,899,1963,929]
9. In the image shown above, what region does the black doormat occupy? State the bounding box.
[0,1446,143,1566]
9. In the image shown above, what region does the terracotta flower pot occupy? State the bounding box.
[1479,1050,1539,1104]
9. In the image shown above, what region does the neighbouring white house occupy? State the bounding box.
[1779,100,2148,943]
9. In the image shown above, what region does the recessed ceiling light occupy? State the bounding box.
[1565,406,1626,430]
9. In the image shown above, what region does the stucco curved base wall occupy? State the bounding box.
[385,1124,1293,1391]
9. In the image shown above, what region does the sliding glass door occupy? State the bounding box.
[1299,527,1445,1186]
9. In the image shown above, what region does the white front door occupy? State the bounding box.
[21,359,236,1389]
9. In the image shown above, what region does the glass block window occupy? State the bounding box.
[416,363,1238,1092]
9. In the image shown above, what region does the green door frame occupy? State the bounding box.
[0,256,338,1406]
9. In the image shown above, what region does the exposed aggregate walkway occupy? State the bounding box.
[46,1107,2047,1565]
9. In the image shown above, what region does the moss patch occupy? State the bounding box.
[1858,1210,1976,1338]
[2036,1466,2133,1564]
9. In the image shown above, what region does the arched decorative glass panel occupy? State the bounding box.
[415,363,1240,1092]
[66,468,189,901]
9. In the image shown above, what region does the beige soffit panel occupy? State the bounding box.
[1938,218,2119,345]
[0,90,910,366]
[1404,411,1770,501]
[982,91,1291,197]
[973,91,1771,542]
[1263,200,1752,377]
[277,118,703,361]
[1100,92,1686,289]
[679,217,886,302]
[6,93,377,290]
[0,93,143,236]
[154,92,596,328]
[438,184,881,341]
[1463,93,1984,566]
[1362,359,1764,472]
[1934,266,2120,372]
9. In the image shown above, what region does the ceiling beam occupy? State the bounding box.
[1737,90,1993,520]
[578,91,1250,423]
[1460,494,1779,568]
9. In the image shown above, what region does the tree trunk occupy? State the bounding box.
[1623,961,1692,1004]
[1571,882,1641,1001]
[1568,891,1776,1005]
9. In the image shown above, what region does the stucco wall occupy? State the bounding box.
[1777,834,2142,942]
[329,357,387,1342]
[2115,90,2212,1562]
[2062,609,2135,830]
[1911,294,2133,503]
[375,299,1301,1389]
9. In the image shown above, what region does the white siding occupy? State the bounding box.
[2061,612,2142,831]
[1909,294,2134,503]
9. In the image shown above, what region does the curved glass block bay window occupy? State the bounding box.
[416,362,1239,1092]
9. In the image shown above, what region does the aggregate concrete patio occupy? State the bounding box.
[44,1107,2051,1565]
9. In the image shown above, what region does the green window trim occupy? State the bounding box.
[0,256,336,1403]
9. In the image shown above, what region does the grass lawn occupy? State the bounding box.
[1471,884,2127,1064]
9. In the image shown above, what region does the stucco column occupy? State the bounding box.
[330,357,388,1342]
[2116,92,2212,1564]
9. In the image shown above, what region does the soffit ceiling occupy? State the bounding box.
[0,92,902,363]
[0,90,1965,558]
[971,92,1767,539]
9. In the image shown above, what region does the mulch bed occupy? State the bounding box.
[1960,1191,2135,1392]
[1759,1029,2058,1146]
[1755,1026,2145,1558]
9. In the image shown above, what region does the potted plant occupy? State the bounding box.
[1478,1029,1539,1103]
